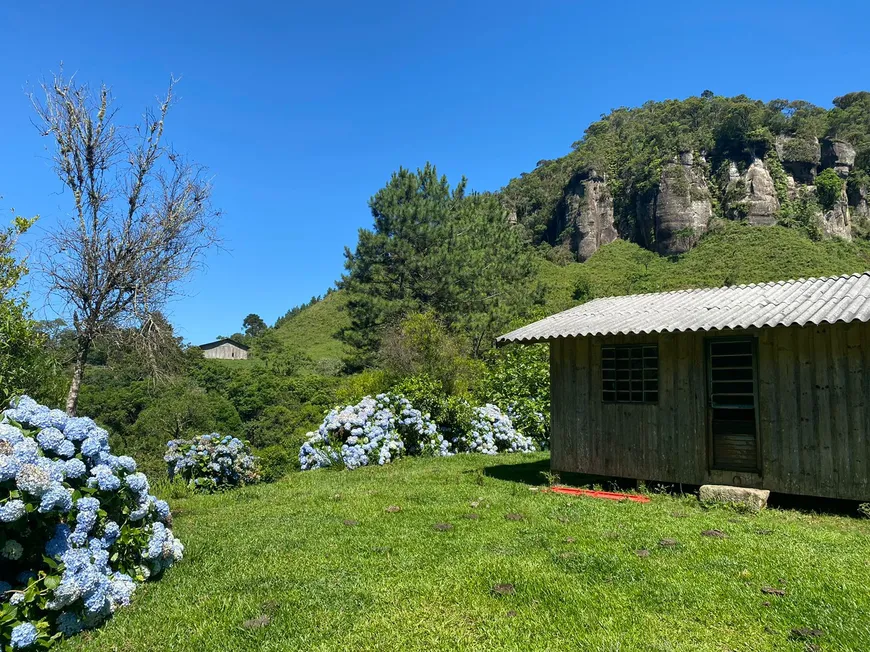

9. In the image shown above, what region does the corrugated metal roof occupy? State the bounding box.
[199,338,250,351]
[497,272,870,345]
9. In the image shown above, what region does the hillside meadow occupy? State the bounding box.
[60,455,870,652]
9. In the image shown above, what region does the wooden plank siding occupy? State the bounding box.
[549,322,870,501]
[200,341,249,360]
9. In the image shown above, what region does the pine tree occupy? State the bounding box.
[341,164,538,368]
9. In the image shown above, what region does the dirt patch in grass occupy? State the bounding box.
[242,615,271,629]
[260,601,280,615]
[701,529,728,538]
[791,627,824,640]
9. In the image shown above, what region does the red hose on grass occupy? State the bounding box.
[547,486,650,503]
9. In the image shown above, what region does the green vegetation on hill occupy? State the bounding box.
[503,91,870,251]
[573,222,870,299]
[525,221,870,315]
[60,455,870,652]
[268,289,348,367]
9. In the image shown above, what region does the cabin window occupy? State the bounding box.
[602,345,658,403]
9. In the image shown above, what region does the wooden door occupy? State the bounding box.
[707,338,760,472]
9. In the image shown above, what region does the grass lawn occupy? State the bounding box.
[272,290,348,364]
[62,454,870,652]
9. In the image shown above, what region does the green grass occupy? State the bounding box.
[537,222,870,314]
[271,291,348,365]
[63,454,870,651]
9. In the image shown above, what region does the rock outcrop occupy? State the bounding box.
[821,139,856,177]
[563,171,618,261]
[699,484,770,511]
[847,181,869,235]
[775,135,821,184]
[533,135,865,259]
[822,186,852,240]
[741,158,780,225]
[848,181,869,218]
[654,152,713,255]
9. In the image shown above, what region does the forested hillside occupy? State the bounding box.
[503,91,870,260]
[50,90,870,483]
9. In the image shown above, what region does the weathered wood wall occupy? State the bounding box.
[549,321,870,501]
[201,342,249,360]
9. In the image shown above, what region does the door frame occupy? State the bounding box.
[704,335,762,473]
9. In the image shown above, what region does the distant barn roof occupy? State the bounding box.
[198,338,249,351]
[497,272,870,345]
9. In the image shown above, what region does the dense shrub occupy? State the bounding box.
[0,396,182,649]
[256,444,296,482]
[815,168,845,211]
[299,394,448,471]
[479,345,550,448]
[164,434,259,492]
[300,394,537,472]
[389,375,473,439]
[452,404,536,454]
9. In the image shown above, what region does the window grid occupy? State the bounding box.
[602,345,658,404]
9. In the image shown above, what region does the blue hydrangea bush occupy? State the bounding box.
[451,404,536,455]
[164,434,260,492]
[299,393,448,471]
[0,396,182,650]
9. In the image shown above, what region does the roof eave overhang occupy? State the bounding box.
[496,316,870,347]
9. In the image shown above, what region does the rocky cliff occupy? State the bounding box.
[652,152,712,255]
[502,92,870,260]
[529,135,866,258]
[562,171,618,261]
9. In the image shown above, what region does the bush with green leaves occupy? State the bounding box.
[256,444,296,482]
[0,396,182,649]
[479,344,550,448]
[815,168,845,211]
[390,375,475,444]
[164,434,260,492]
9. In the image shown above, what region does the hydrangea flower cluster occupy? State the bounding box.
[390,395,450,457]
[0,396,183,649]
[506,401,548,449]
[451,404,537,455]
[299,393,449,471]
[164,434,259,492]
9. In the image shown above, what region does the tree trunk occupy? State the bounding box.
[66,341,90,416]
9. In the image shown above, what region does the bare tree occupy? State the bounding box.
[32,71,220,414]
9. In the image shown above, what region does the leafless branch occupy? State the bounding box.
[31,69,220,414]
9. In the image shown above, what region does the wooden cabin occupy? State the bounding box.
[198,338,250,360]
[497,272,870,501]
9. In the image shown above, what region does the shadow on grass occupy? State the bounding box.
[482,458,551,486]
[482,458,611,489]
[481,457,868,517]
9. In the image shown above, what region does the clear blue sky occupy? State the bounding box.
[1,0,869,344]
